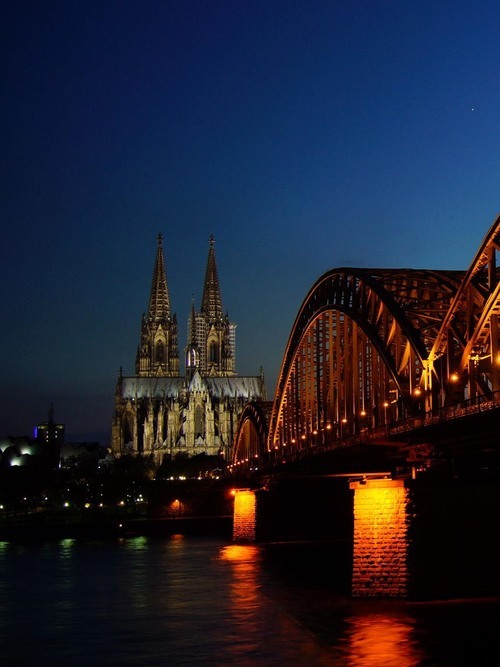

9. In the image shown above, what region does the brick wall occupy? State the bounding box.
[350,479,409,598]
[233,489,257,542]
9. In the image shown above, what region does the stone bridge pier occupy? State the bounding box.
[233,475,500,600]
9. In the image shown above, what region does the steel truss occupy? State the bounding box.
[232,215,500,465]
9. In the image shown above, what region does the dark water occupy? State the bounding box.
[0,536,498,666]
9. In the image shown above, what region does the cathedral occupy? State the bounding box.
[111,234,265,465]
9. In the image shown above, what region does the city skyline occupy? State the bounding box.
[3,1,500,441]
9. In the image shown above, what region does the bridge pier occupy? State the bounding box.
[232,474,500,600]
[350,478,409,597]
[351,475,500,599]
[232,489,257,542]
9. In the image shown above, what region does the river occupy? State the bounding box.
[0,536,498,665]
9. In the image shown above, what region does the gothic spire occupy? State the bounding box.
[200,234,223,321]
[185,297,200,378]
[188,296,197,346]
[147,233,171,321]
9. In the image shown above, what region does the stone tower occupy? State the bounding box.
[186,235,236,377]
[135,233,179,376]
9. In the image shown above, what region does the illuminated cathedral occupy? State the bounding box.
[111,234,265,464]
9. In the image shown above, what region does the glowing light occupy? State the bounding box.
[341,417,348,424]
[450,372,459,383]
[351,479,408,598]
[325,424,332,430]
[413,386,422,396]
[383,401,389,408]
[63,502,69,508]
[346,613,423,665]
[233,489,256,542]
[219,544,259,562]
[360,409,367,416]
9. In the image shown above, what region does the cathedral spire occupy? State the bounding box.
[200,235,223,321]
[147,232,171,322]
[136,233,179,376]
[185,297,200,379]
[188,296,197,346]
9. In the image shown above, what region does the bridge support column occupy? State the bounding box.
[350,478,409,598]
[232,489,257,542]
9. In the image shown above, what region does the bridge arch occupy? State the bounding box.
[267,267,462,454]
[230,214,500,468]
[429,214,500,400]
[230,401,272,471]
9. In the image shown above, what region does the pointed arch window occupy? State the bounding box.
[187,348,198,368]
[209,341,219,363]
[195,405,204,438]
[156,341,164,362]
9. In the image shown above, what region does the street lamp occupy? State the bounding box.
[383,401,389,426]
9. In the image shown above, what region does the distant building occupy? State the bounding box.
[35,405,65,446]
[111,234,265,465]
[59,441,109,463]
[0,435,37,467]
[0,406,64,468]
[35,405,64,467]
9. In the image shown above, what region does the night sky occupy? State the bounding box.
[3,1,499,442]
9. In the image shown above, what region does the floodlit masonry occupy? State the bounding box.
[112,234,265,465]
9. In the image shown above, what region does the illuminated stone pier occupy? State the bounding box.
[231,475,500,599]
[232,489,257,542]
[350,479,409,598]
[350,476,500,599]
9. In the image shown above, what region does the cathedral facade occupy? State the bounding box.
[111,234,265,464]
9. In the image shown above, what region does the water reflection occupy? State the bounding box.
[219,546,262,624]
[124,535,149,550]
[217,544,425,666]
[0,537,497,665]
[217,544,341,665]
[218,544,261,612]
[344,611,423,667]
[219,543,260,562]
[59,537,76,557]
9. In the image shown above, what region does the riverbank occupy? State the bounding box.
[0,512,233,541]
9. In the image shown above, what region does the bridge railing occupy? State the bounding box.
[389,389,500,436]
[234,390,500,474]
[264,428,371,470]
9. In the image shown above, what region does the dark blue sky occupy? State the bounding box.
[2,0,499,441]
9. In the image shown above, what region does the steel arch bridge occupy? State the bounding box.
[231,214,500,471]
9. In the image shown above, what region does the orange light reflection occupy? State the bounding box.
[345,612,422,667]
